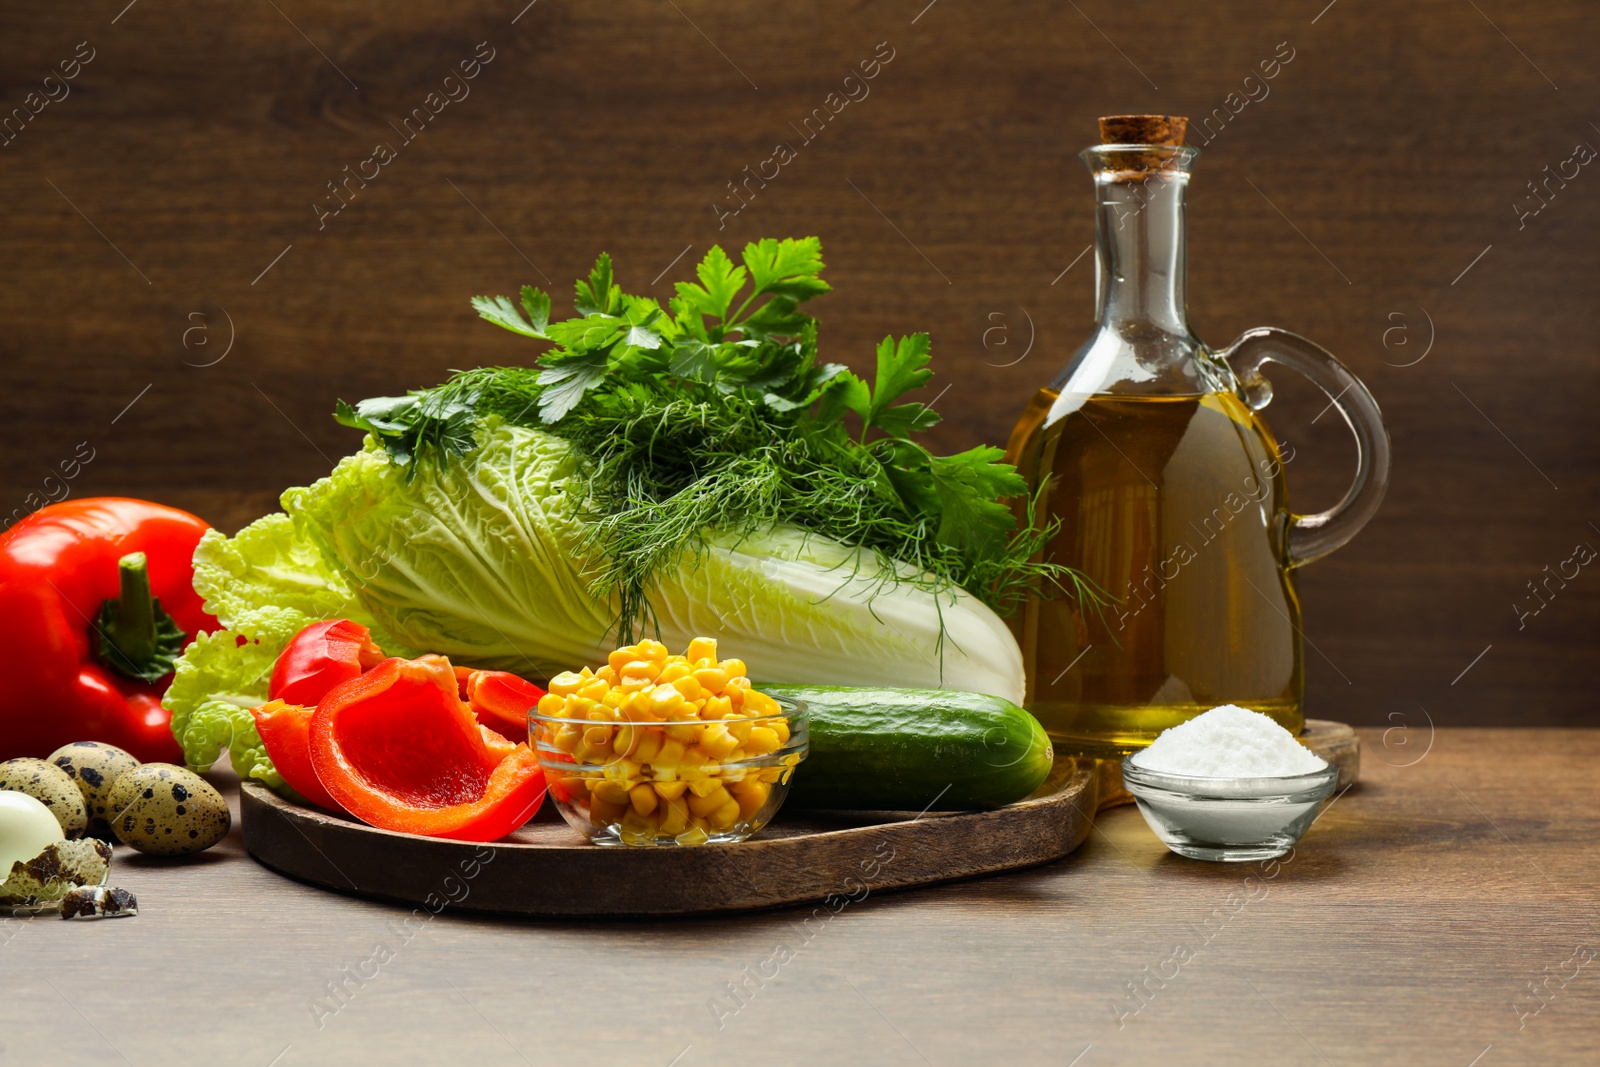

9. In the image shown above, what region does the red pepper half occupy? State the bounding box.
[309,655,545,841]
[462,670,543,743]
[269,619,385,707]
[251,700,345,811]
[0,498,214,762]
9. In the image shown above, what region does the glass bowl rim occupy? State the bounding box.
[1121,754,1338,794]
[528,694,808,730]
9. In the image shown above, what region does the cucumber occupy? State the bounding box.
[762,685,1053,811]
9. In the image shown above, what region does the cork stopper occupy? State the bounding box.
[1098,115,1188,146]
[1094,115,1190,178]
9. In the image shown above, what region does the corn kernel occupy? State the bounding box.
[687,784,732,818]
[583,724,614,749]
[649,684,686,717]
[757,767,783,784]
[589,795,627,823]
[537,693,566,717]
[670,675,704,702]
[653,780,688,801]
[659,795,690,834]
[632,729,663,763]
[612,724,638,755]
[772,719,791,744]
[618,689,651,719]
[732,780,770,819]
[693,667,727,695]
[548,670,586,696]
[665,721,702,745]
[743,689,780,717]
[687,777,724,798]
[727,719,753,743]
[686,636,718,664]
[607,648,635,673]
[591,779,630,805]
[677,751,710,783]
[657,661,691,684]
[703,695,733,719]
[621,659,659,684]
[725,686,745,710]
[602,758,642,784]
[654,737,686,768]
[636,639,670,662]
[553,723,583,751]
[578,678,610,703]
[709,797,743,830]
[602,688,627,708]
[596,664,618,685]
[700,723,740,760]
[727,675,751,691]
[628,783,659,816]
[745,727,780,755]
[721,658,747,680]
[676,824,711,846]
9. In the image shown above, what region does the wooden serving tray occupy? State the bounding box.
[240,720,1357,918]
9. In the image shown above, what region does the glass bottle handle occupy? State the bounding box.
[1217,327,1391,569]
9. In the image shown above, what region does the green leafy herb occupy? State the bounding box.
[336,237,1100,639]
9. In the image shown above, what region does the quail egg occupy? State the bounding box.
[49,741,140,840]
[0,758,88,838]
[108,763,230,856]
[0,790,65,874]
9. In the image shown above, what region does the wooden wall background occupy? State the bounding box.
[1,0,1594,727]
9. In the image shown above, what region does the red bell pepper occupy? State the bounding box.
[269,619,385,707]
[462,670,543,743]
[251,700,344,811]
[309,655,545,841]
[0,498,214,762]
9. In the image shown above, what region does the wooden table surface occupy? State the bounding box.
[3,728,1596,1066]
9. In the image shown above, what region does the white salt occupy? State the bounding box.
[1129,704,1327,777]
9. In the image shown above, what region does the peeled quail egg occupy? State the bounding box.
[0,790,66,872]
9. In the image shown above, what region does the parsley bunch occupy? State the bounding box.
[338,237,1093,638]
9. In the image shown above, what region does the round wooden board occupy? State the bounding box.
[240,719,1358,918]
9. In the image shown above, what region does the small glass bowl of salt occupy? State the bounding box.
[1120,705,1339,862]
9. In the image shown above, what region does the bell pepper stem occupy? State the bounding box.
[94,551,185,682]
[111,552,157,665]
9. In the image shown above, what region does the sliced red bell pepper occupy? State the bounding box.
[478,724,518,763]
[251,700,345,811]
[309,655,545,841]
[269,619,385,707]
[0,498,214,762]
[462,670,543,743]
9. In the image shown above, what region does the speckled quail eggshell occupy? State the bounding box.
[48,741,141,840]
[108,763,230,856]
[0,758,88,838]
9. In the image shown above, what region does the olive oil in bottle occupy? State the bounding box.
[1007,387,1302,757]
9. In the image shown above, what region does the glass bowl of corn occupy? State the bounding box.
[530,637,808,846]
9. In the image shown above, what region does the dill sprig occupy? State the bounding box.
[337,238,1102,639]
